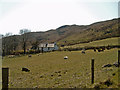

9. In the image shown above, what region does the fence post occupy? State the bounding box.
[91,58,94,84]
[2,68,9,89]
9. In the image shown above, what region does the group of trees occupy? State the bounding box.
[2,35,18,56]
[2,29,40,56]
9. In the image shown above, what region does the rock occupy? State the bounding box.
[64,71,67,74]
[102,64,112,68]
[104,79,113,87]
[55,82,59,84]
[93,84,100,89]
[40,75,43,78]
[51,75,54,77]
[112,73,115,76]
[54,71,61,73]
[22,68,30,72]
[58,74,61,77]
[58,71,61,73]
[113,61,120,67]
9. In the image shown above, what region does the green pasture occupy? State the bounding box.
[62,37,119,49]
[2,48,119,88]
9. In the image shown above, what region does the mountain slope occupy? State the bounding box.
[57,18,119,45]
[2,18,119,50]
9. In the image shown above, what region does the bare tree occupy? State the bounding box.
[0,34,2,56]
[2,33,14,56]
[19,29,31,54]
[31,40,39,52]
[5,32,12,37]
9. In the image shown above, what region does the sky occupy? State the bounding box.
[0,0,119,35]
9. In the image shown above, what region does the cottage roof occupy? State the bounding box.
[39,44,46,47]
[39,43,55,48]
[47,44,54,47]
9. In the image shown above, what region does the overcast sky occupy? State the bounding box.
[0,0,119,35]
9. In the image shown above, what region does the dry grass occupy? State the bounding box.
[62,37,119,49]
[2,48,118,88]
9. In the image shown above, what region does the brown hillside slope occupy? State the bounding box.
[2,18,119,50]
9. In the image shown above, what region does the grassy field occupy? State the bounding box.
[62,37,119,49]
[2,48,119,88]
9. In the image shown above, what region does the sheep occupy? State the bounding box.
[81,50,85,54]
[37,53,43,56]
[64,56,68,59]
[8,55,15,58]
[81,48,85,54]
[37,54,40,56]
[22,67,30,72]
[28,55,32,57]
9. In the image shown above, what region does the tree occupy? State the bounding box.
[19,29,31,54]
[30,40,40,52]
[0,34,2,56]
[2,36,11,56]
[2,35,18,56]
[31,41,39,50]
[5,32,12,37]
[2,33,15,56]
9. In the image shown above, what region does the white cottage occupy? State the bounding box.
[38,43,59,52]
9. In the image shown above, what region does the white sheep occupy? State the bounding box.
[64,56,68,59]
[28,55,32,57]
[8,55,15,58]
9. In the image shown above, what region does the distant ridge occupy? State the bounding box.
[2,18,119,50]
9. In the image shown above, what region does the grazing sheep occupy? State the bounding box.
[8,55,15,58]
[37,54,40,56]
[64,56,68,59]
[28,55,32,57]
[81,51,85,54]
[22,68,30,72]
[37,53,42,56]
[102,64,112,68]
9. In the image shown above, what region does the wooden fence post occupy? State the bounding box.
[118,50,120,88]
[2,68,9,89]
[91,58,94,84]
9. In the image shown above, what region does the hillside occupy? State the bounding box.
[2,18,119,50]
[62,37,119,49]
